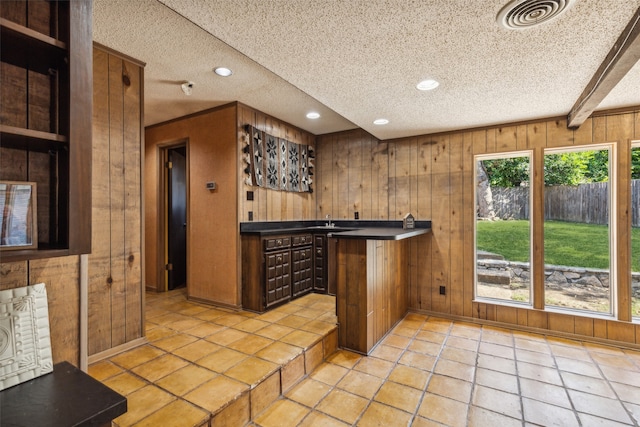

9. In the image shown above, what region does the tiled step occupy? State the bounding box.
[209,326,338,425]
[88,291,338,427]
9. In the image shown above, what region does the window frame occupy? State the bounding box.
[542,144,617,318]
[473,150,534,307]
[631,141,640,322]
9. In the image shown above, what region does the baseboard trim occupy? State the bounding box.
[88,337,148,365]
[409,308,640,351]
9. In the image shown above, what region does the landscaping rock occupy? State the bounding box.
[547,271,568,285]
[477,250,505,261]
[576,275,602,288]
[563,266,588,274]
[477,268,511,285]
[479,259,510,269]
[563,272,581,280]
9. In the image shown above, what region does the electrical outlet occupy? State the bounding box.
[247,191,254,201]
[248,211,253,221]
[439,286,446,295]
[354,211,359,219]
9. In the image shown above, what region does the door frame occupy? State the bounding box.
[157,139,189,292]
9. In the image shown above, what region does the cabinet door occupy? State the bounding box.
[314,234,327,293]
[301,247,313,293]
[292,246,313,297]
[265,250,290,307]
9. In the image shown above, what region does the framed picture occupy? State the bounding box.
[0,181,38,251]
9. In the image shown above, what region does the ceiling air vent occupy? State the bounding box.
[497,0,574,30]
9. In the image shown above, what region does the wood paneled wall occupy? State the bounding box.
[146,104,240,307]
[238,103,316,223]
[0,45,145,365]
[317,110,640,346]
[89,46,144,357]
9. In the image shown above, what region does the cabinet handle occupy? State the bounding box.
[277,256,282,263]
[301,237,306,243]
[276,239,282,246]
[317,249,322,255]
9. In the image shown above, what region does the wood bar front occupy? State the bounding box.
[334,237,411,354]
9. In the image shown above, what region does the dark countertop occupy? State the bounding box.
[240,219,431,238]
[327,227,429,240]
[1,361,127,427]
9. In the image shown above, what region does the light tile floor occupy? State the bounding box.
[90,289,640,426]
[90,289,337,426]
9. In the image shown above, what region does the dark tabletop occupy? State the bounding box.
[0,361,127,427]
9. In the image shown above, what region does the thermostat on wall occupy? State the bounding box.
[206,181,217,191]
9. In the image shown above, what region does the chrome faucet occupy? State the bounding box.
[325,214,334,228]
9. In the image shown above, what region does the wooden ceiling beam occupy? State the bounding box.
[568,6,640,128]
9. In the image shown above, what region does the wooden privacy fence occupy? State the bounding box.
[490,180,640,226]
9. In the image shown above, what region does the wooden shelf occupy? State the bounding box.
[0,124,67,151]
[0,248,70,264]
[0,18,66,49]
[0,18,67,74]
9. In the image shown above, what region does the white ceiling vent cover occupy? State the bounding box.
[497,0,575,30]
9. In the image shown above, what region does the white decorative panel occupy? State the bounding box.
[0,283,53,390]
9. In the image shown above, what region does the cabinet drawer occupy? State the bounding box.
[264,236,291,251]
[266,251,290,270]
[292,234,312,247]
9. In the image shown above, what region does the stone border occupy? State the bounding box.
[477,259,640,297]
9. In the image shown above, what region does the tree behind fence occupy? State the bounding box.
[490,180,640,226]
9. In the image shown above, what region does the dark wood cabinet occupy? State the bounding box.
[0,1,92,262]
[242,234,291,312]
[242,231,321,312]
[291,233,313,298]
[265,248,291,307]
[314,234,327,293]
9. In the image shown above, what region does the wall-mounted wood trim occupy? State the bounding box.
[146,102,239,130]
[568,6,640,128]
[67,0,92,255]
[92,41,146,67]
[532,147,545,310]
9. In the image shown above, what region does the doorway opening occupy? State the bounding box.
[160,142,188,291]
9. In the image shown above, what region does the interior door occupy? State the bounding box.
[167,146,187,290]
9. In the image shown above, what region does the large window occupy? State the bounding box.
[474,145,619,317]
[475,153,532,305]
[632,143,640,319]
[543,146,614,315]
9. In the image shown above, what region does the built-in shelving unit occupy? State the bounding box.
[0,0,92,262]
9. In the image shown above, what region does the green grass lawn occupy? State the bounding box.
[476,219,640,271]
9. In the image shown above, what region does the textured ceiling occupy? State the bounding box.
[94,0,640,140]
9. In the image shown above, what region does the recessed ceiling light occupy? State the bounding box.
[306,112,320,119]
[373,119,389,125]
[416,79,439,91]
[213,67,233,77]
